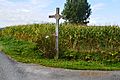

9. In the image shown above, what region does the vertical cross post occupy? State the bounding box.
[49,8,62,59]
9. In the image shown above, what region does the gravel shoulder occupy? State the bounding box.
[0,52,120,80]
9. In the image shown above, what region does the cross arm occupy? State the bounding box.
[49,15,55,18]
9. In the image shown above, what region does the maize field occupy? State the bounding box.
[0,23,120,62]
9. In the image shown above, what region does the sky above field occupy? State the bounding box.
[0,0,120,27]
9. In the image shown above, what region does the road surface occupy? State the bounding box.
[0,52,120,80]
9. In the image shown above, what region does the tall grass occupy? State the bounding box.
[0,23,120,62]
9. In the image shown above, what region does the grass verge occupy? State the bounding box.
[0,36,120,70]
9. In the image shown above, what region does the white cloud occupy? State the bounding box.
[89,15,120,26]
[92,3,105,11]
[18,9,30,13]
[0,0,54,27]
[30,0,53,8]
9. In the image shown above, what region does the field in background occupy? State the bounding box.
[0,23,120,70]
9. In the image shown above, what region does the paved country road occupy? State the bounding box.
[0,52,120,80]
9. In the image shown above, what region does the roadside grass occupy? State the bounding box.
[0,36,120,70]
[12,56,120,70]
[0,36,42,59]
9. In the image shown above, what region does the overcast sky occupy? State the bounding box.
[0,0,120,28]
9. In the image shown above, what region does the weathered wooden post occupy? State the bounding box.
[49,8,62,59]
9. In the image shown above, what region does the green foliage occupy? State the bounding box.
[0,24,120,63]
[62,0,91,25]
[0,36,42,59]
[36,34,56,58]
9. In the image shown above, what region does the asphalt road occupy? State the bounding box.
[0,52,120,80]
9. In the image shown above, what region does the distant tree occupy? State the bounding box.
[62,0,92,25]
